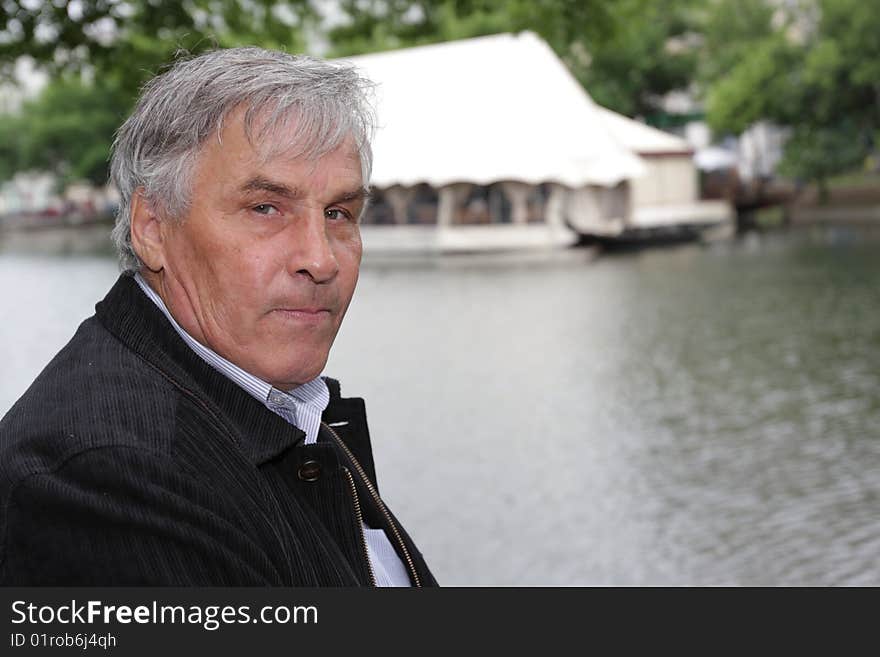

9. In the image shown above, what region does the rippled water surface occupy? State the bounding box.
[2,226,879,585]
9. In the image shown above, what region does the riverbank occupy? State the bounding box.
[743,175,880,229]
[2,196,879,262]
[0,220,115,257]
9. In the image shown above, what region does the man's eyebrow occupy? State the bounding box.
[332,187,371,204]
[240,178,370,205]
[240,177,299,198]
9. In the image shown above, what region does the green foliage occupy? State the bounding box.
[0,113,24,181]
[778,123,870,199]
[0,1,316,94]
[696,0,776,84]
[326,0,700,118]
[0,76,131,185]
[705,35,803,135]
[0,0,318,186]
[326,0,620,57]
[573,0,699,118]
[820,0,880,99]
[702,0,880,189]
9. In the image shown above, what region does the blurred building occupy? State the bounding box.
[0,172,58,217]
[736,121,789,182]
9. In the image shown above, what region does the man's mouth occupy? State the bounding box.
[277,306,328,314]
[271,308,332,323]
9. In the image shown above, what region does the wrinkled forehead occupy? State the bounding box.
[217,103,362,171]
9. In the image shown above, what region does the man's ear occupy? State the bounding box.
[130,189,166,272]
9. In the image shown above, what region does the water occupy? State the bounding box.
[2,226,879,585]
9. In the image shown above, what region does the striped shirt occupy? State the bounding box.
[134,274,409,587]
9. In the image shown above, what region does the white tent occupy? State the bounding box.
[598,107,697,209]
[594,107,732,232]
[343,32,644,190]
[596,107,691,154]
[340,32,730,250]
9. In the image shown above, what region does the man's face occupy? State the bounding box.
[148,109,365,389]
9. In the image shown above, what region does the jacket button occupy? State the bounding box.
[297,460,322,482]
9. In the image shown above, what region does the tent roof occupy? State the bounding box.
[596,107,692,155]
[342,32,645,189]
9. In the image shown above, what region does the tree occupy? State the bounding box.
[702,0,880,194]
[696,0,776,85]
[778,124,868,200]
[0,113,24,182]
[0,75,130,186]
[326,0,701,118]
[325,0,619,57]
[0,0,319,186]
[0,1,317,95]
[573,0,700,119]
[704,34,803,135]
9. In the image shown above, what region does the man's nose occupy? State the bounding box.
[287,211,339,283]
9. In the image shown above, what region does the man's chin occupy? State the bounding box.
[263,362,328,390]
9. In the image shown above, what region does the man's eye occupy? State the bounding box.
[253,204,279,215]
[325,208,350,221]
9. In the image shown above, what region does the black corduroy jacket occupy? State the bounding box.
[0,274,436,586]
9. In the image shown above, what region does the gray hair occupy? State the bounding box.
[110,47,375,272]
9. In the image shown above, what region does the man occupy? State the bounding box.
[0,47,436,586]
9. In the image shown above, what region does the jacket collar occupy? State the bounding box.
[95,274,368,466]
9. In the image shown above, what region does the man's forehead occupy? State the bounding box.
[214,104,361,171]
[192,115,363,198]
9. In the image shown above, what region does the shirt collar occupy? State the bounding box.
[133,273,328,439]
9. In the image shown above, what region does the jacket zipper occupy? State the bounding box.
[342,466,377,587]
[322,422,422,587]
